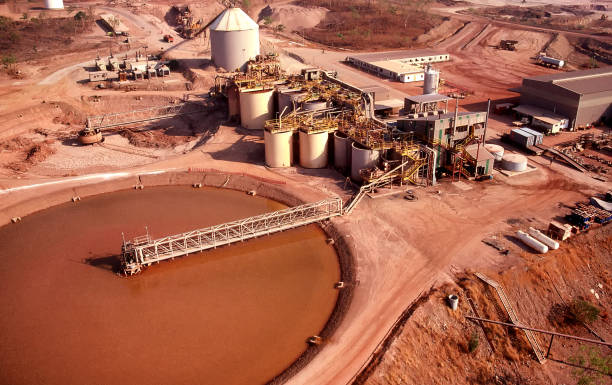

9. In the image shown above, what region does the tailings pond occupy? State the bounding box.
[0,186,340,384]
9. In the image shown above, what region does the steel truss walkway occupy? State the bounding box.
[120,198,343,275]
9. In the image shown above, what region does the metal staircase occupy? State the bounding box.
[475,272,547,363]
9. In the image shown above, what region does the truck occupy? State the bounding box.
[163,35,174,43]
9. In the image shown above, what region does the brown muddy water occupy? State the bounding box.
[0,186,340,385]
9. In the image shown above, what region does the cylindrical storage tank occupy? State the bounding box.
[333,131,352,171]
[277,90,304,115]
[299,130,329,168]
[423,66,440,95]
[302,99,328,112]
[351,142,380,182]
[264,130,293,167]
[239,89,274,130]
[502,153,528,172]
[209,7,260,72]
[528,227,560,250]
[447,294,459,311]
[485,144,504,161]
[45,0,64,9]
[516,230,548,254]
[227,84,240,120]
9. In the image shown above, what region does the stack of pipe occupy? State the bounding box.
[516,230,548,254]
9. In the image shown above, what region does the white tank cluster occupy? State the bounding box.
[210,7,260,72]
[45,0,64,9]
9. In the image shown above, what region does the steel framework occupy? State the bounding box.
[120,198,343,275]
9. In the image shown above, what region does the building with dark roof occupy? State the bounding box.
[520,67,612,128]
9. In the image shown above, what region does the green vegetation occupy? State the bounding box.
[468,332,479,353]
[263,16,272,25]
[295,0,441,49]
[570,299,601,324]
[570,346,611,385]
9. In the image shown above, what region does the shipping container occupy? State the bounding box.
[519,127,544,145]
[510,128,534,148]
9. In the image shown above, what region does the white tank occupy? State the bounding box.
[502,153,528,172]
[423,65,439,95]
[528,227,560,250]
[239,89,274,130]
[351,142,380,182]
[517,230,548,254]
[485,144,504,161]
[333,131,351,171]
[210,7,260,72]
[299,130,329,168]
[45,0,64,9]
[264,130,293,167]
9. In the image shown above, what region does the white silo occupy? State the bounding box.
[209,7,260,72]
[45,0,64,9]
[423,64,440,95]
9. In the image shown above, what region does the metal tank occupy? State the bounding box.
[239,89,274,130]
[423,64,440,95]
[302,99,328,112]
[484,144,504,161]
[45,0,64,8]
[351,142,380,182]
[299,130,329,168]
[264,130,293,167]
[210,7,260,72]
[502,153,528,172]
[277,89,305,115]
[333,131,352,172]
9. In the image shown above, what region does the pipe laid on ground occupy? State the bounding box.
[516,230,548,254]
[528,227,560,250]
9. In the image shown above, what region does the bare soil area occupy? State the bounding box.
[360,224,611,385]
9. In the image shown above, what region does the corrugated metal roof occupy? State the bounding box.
[369,60,422,75]
[405,93,451,104]
[209,7,259,31]
[524,67,612,95]
[465,145,495,161]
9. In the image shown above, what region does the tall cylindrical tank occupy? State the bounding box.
[264,130,293,167]
[210,7,260,72]
[517,230,548,254]
[502,153,528,172]
[239,89,274,130]
[484,144,504,161]
[351,142,380,182]
[423,65,440,95]
[302,99,328,112]
[45,0,64,9]
[277,90,304,115]
[299,130,329,168]
[333,131,351,171]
